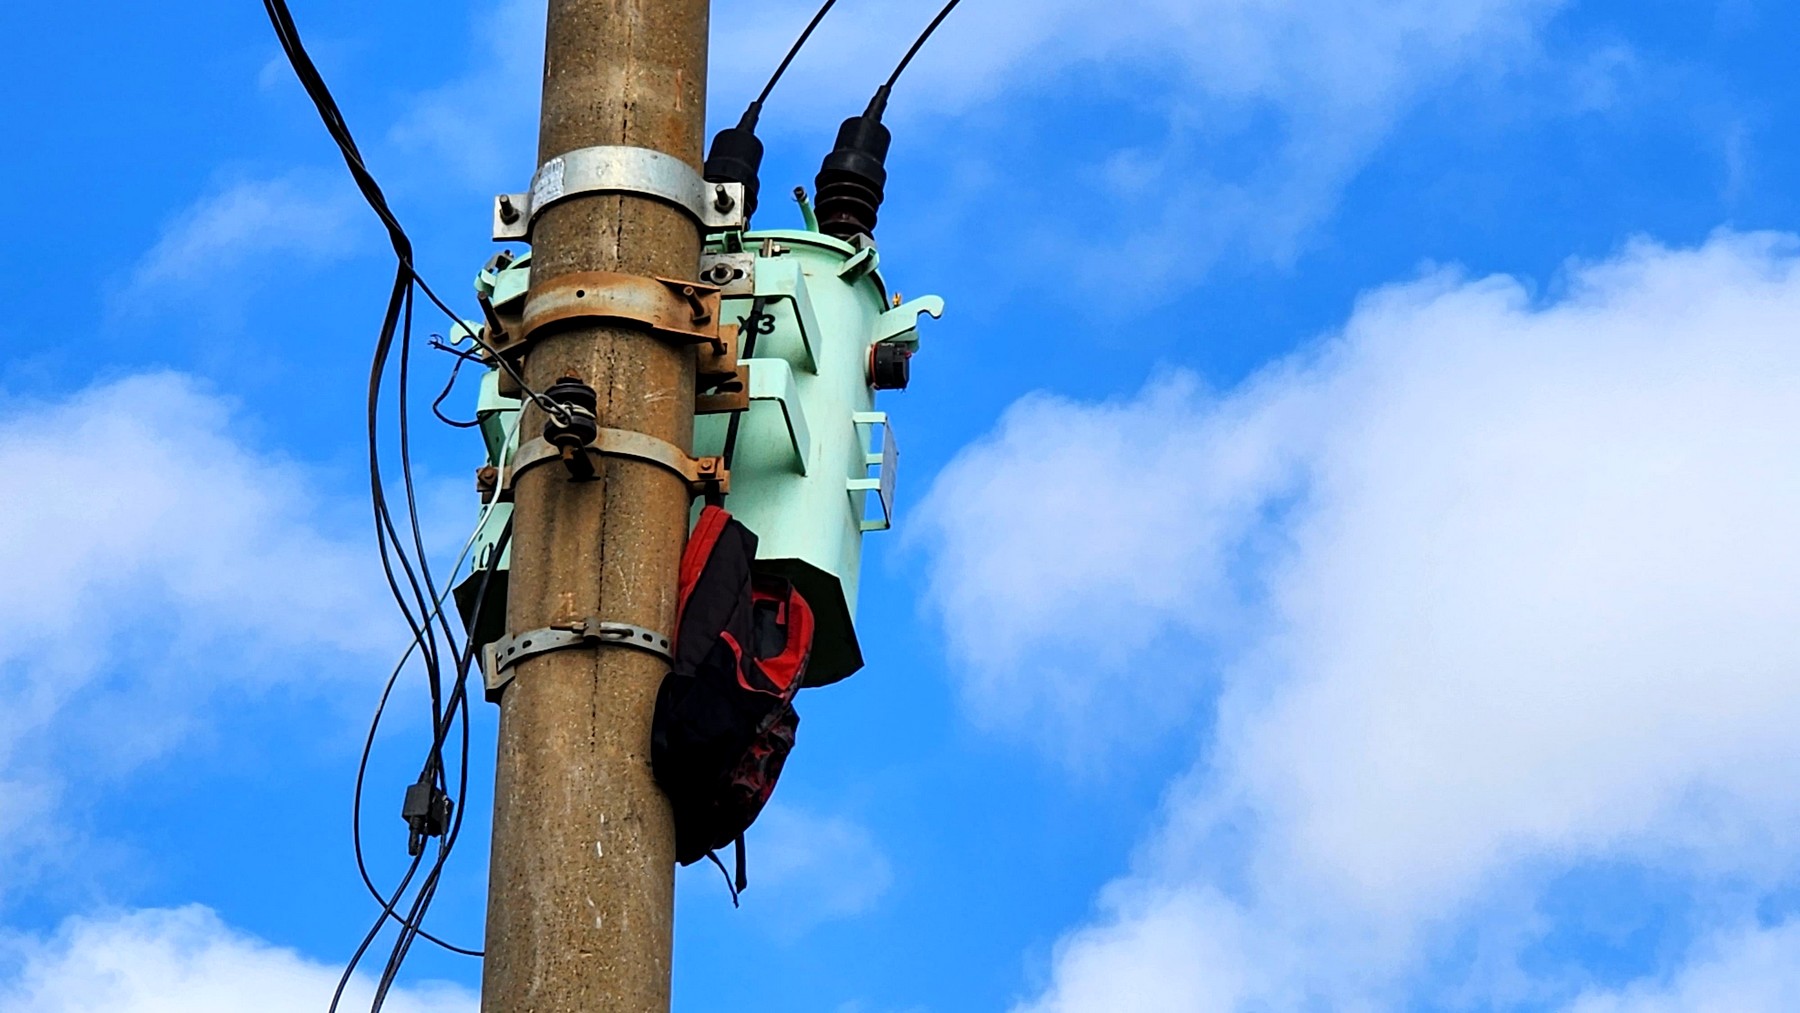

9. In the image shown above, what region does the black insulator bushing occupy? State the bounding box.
[704,124,764,220]
[543,376,599,449]
[814,113,891,241]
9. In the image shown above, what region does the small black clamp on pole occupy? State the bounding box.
[401,775,453,857]
[542,376,600,480]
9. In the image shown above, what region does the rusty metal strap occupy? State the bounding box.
[506,433,727,495]
[483,618,673,698]
[520,271,722,347]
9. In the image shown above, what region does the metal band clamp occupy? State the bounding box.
[506,433,728,496]
[493,145,746,241]
[483,618,673,698]
[520,271,725,348]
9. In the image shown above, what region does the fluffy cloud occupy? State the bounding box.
[712,0,1559,124]
[389,0,1567,279]
[919,232,1800,1007]
[0,906,474,1013]
[387,0,544,185]
[124,175,357,298]
[0,373,389,888]
[745,805,894,935]
[711,0,1568,279]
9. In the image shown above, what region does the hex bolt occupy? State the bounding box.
[498,194,522,224]
[713,184,735,213]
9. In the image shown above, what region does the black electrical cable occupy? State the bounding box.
[811,0,965,240]
[265,0,457,788]
[346,521,513,962]
[328,853,425,1013]
[755,0,839,108]
[258,0,511,987]
[705,0,844,221]
[395,287,459,764]
[429,349,483,429]
[362,526,512,1008]
[885,0,963,93]
[718,297,771,478]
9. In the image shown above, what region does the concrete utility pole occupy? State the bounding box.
[482,1,708,1009]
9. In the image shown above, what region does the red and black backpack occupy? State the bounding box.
[653,505,813,899]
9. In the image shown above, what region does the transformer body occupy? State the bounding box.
[454,225,940,687]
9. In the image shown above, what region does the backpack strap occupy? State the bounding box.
[735,834,748,894]
[699,836,752,907]
[704,848,742,908]
[678,505,734,620]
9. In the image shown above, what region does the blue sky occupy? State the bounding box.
[4,0,1800,1009]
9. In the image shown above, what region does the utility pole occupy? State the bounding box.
[482,0,708,1009]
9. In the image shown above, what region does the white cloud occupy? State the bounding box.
[0,373,390,889]
[712,0,1567,279]
[919,231,1800,1007]
[713,0,1555,124]
[125,175,357,298]
[691,804,892,938]
[387,0,545,187]
[755,805,893,922]
[0,906,474,1013]
[391,0,1567,279]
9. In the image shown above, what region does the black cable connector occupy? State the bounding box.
[871,341,913,391]
[401,777,452,858]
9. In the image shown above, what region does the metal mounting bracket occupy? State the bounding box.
[699,251,755,295]
[506,432,727,496]
[483,618,673,698]
[515,272,725,352]
[745,358,813,474]
[849,412,898,532]
[873,295,945,351]
[494,145,746,241]
[750,255,822,374]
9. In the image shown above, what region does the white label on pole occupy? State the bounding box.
[532,157,567,210]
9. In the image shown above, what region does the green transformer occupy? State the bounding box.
[455,214,941,688]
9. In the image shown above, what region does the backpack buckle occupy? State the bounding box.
[483,618,673,700]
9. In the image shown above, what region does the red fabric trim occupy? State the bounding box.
[718,629,744,671]
[749,585,814,694]
[677,506,731,628]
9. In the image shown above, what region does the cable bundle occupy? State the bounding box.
[261,1,506,1007]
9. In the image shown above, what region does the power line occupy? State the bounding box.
[348,475,518,959]
[755,0,839,108]
[885,0,962,92]
[258,0,513,997]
